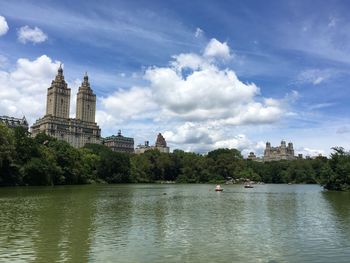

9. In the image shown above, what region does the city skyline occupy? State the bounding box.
[1,0,350,156]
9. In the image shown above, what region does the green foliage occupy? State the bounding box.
[0,123,18,185]
[0,123,349,190]
[85,143,131,183]
[22,146,61,186]
[319,147,350,190]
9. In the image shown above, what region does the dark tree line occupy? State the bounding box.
[0,124,349,190]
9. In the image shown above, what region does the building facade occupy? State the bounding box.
[263,140,295,162]
[31,65,101,148]
[135,133,170,154]
[104,130,134,153]
[247,152,257,161]
[0,116,28,130]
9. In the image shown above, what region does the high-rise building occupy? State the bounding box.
[31,65,101,148]
[76,73,96,123]
[46,65,70,119]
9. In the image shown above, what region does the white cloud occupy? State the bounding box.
[100,86,157,121]
[296,69,334,85]
[144,50,282,124]
[203,38,231,60]
[214,134,266,156]
[296,147,325,157]
[163,122,265,154]
[195,27,203,38]
[0,16,9,36]
[17,26,48,44]
[308,102,335,111]
[0,55,60,124]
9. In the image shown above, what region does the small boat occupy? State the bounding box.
[244,184,254,188]
[215,185,223,191]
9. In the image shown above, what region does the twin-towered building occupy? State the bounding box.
[31,65,101,148]
[30,65,169,153]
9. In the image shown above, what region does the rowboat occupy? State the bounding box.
[215,185,223,191]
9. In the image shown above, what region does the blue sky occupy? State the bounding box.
[1,0,350,156]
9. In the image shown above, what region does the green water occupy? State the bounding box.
[0,184,350,263]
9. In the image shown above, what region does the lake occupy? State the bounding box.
[0,184,349,262]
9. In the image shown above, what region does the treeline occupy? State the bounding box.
[0,124,349,190]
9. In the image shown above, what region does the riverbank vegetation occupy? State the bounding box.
[0,124,349,190]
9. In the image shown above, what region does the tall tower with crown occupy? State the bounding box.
[31,64,101,148]
[46,64,71,119]
[76,72,96,123]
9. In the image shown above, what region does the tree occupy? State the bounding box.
[321,147,350,190]
[0,124,18,185]
[13,127,39,165]
[22,146,62,185]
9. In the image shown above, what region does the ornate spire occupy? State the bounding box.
[80,71,91,90]
[52,63,67,89]
[58,63,63,74]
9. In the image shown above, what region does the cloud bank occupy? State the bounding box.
[98,38,287,152]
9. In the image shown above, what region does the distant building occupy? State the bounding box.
[247,152,257,160]
[31,65,101,148]
[0,115,28,130]
[104,130,134,153]
[154,133,170,153]
[263,140,295,162]
[135,141,151,154]
[135,133,170,154]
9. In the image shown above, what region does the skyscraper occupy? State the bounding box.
[31,65,101,148]
[76,73,96,123]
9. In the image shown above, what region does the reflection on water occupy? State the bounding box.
[1,184,350,262]
[0,186,97,262]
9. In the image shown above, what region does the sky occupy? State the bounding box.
[1,0,350,157]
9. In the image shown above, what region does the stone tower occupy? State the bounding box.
[288,142,294,156]
[264,142,271,157]
[76,73,96,123]
[46,64,71,118]
[280,140,287,154]
[155,133,167,147]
